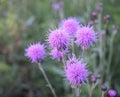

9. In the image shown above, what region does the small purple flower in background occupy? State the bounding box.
[76,26,96,49]
[25,43,46,63]
[96,2,103,13]
[91,74,97,83]
[104,14,110,24]
[100,30,106,36]
[65,61,88,85]
[107,89,117,97]
[60,17,79,37]
[48,29,70,50]
[50,48,67,61]
[53,3,62,11]
[92,11,97,19]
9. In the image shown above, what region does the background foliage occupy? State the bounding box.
[0,0,120,97]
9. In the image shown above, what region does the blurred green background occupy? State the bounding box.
[0,0,120,97]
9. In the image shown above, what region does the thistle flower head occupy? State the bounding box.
[107,89,117,97]
[76,26,96,49]
[60,17,79,36]
[25,43,46,63]
[65,61,88,85]
[48,29,70,50]
[50,48,67,61]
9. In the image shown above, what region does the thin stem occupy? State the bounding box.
[89,80,99,97]
[81,49,84,58]
[71,39,75,55]
[107,30,117,85]
[89,83,94,97]
[62,52,66,68]
[97,13,105,81]
[98,13,103,67]
[108,30,117,67]
[101,91,104,97]
[38,63,57,97]
[81,48,85,59]
[59,2,64,19]
[86,0,91,20]
[73,85,80,97]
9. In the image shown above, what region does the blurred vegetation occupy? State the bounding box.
[103,0,120,94]
[0,0,120,97]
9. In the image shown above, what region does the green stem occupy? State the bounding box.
[71,39,75,55]
[108,30,117,67]
[97,13,105,80]
[73,85,80,97]
[62,52,66,68]
[107,30,117,85]
[86,0,91,20]
[38,63,57,97]
[98,14,102,65]
[81,48,85,59]
[89,80,99,97]
[101,91,104,97]
[89,83,94,97]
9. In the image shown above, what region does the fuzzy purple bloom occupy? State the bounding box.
[76,26,96,49]
[50,48,67,60]
[60,18,79,36]
[107,89,117,97]
[65,61,88,85]
[48,29,70,50]
[25,43,46,63]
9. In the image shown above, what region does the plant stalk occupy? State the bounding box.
[38,63,57,97]
[71,39,75,55]
[101,91,104,97]
[73,85,80,97]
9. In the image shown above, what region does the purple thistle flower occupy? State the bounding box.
[107,89,117,97]
[76,26,96,49]
[50,48,67,61]
[60,17,79,36]
[65,61,88,85]
[48,29,70,50]
[25,43,46,63]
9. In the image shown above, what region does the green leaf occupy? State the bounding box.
[0,62,10,71]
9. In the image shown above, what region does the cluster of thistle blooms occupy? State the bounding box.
[48,17,93,85]
[25,17,117,97]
